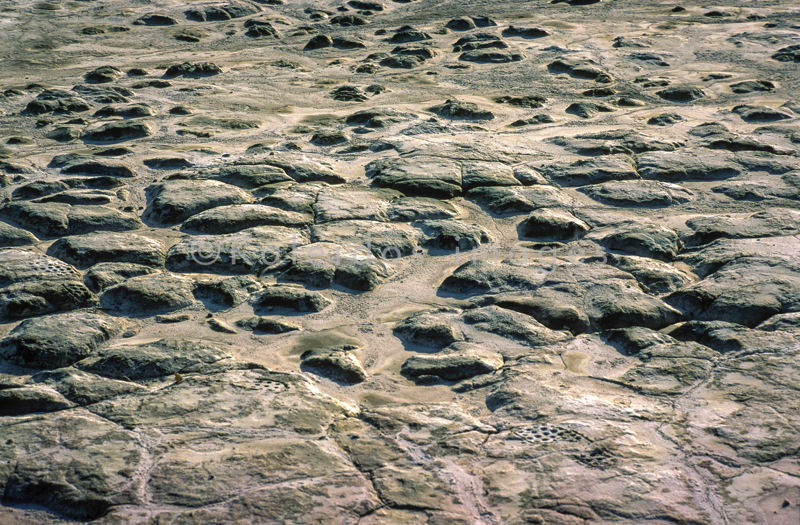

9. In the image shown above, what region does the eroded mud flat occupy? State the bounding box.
[1,0,800,523]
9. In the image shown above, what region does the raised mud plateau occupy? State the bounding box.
[1,0,800,523]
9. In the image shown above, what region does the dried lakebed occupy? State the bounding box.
[1,0,800,523]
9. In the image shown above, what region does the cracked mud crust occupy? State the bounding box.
[1,0,800,523]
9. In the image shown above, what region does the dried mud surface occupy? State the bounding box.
[1,0,800,523]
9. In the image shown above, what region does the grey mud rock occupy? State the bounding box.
[165,62,223,76]
[0,311,126,368]
[429,99,495,120]
[540,154,639,187]
[394,309,463,348]
[548,58,613,83]
[0,250,96,320]
[168,165,293,188]
[251,285,331,312]
[194,275,261,307]
[313,185,401,223]
[519,208,590,240]
[76,338,230,380]
[235,316,300,333]
[312,220,422,257]
[442,262,681,332]
[47,232,166,268]
[579,180,693,207]
[166,226,306,274]
[596,222,681,261]
[0,387,75,416]
[83,262,161,292]
[100,273,196,314]
[182,204,309,233]
[0,202,143,236]
[656,85,705,102]
[637,149,742,181]
[461,162,520,190]
[467,185,574,214]
[300,345,367,383]
[83,121,152,141]
[0,220,38,246]
[366,157,462,198]
[417,219,492,250]
[401,342,503,382]
[280,242,390,291]
[146,180,253,225]
[0,412,145,519]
